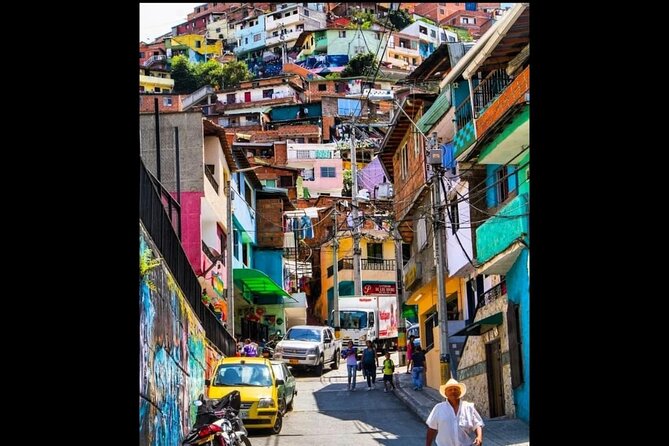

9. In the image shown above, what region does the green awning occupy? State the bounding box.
[416,86,451,134]
[233,268,291,302]
[451,312,503,336]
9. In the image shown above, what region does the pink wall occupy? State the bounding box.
[306,159,344,194]
[177,191,204,275]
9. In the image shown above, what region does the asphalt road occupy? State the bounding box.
[247,352,430,446]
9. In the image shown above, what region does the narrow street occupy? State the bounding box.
[248,352,428,446]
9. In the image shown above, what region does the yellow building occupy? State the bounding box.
[139,67,174,93]
[317,227,397,325]
[170,34,223,58]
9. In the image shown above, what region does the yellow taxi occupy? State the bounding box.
[207,357,284,434]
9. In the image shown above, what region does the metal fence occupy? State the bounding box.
[140,160,236,355]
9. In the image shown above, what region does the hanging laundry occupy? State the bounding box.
[301,215,313,239]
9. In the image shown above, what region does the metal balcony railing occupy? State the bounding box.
[361,258,395,270]
[477,279,507,310]
[472,68,513,117]
[455,97,473,130]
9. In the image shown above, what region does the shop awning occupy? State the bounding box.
[233,268,292,300]
[451,312,503,337]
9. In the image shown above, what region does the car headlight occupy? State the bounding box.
[306,347,318,355]
[359,334,366,341]
[257,398,275,408]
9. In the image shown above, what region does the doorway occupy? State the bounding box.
[485,338,505,417]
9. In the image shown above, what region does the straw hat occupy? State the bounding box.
[439,378,467,398]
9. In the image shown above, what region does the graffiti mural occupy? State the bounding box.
[140,227,223,446]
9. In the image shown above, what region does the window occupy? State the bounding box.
[300,167,314,181]
[244,180,253,205]
[242,242,249,266]
[216,27,221,33]
[367,243,383,263]
[416,217,427,250]
[245,37,248,44]
[262,88,274,98]
[320,167,336,178]
[401,243,411,266]
[449,202,459,234]
[446,293,459,320]
[139,51,145,58]
[400,143,408,179]
[226,93,236,104]
[495,167,509,204]
[154,87,161,93]
[419,26,427,35]
[318,83,327,91]
[293,10,298,15]
[304,9,309,16]
[423,310,438,351]
[339,30,347,38]
[279,175,294,187]
[163,97,172,106]
[440,9,445,14]
[261,179,277,187]
[195,40,202,48]
[440,32,447,41]
[273,31,279,37]
[430,29,436,38]
[233,229,240,259]
[254,33,261,42]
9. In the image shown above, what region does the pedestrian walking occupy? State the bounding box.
[406,335,416,373]
[382,351,396,392]
[411,345,425,390]
[361,340,378,390]
[425,378,484,446]
[241,338,258,357]
[342,340,358,391]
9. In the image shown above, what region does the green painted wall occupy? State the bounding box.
[475,193,529,263]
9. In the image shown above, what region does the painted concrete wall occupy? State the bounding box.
[455,295,515,419]
[235,15,266,54]
[230,174,257,245]
[324,29,389,60]
[506,248,529,422]
[254,249,284,286]
[140,226,222,446]
[476,193,528,263]
[271,103,322,121]
[225,84,295,104]
[445,181,474,277]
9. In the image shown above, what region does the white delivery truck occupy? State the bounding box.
[332,296,398,351]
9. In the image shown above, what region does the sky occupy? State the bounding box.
[140,3,201,42]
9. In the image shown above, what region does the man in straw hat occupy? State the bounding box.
[425,378,484,446]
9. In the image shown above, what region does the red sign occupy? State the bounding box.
[362,284,396,295]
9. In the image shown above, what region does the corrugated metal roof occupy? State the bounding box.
[417,86,451,134]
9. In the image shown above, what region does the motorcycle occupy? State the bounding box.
[182,391,251,446]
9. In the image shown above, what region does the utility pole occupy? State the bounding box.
[226,180,234,336]
[427,132,457,381]
[350,125,362,296]
[394,223,406,366]
[332,203,340,337]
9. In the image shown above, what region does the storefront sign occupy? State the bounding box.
[362,283,396,295]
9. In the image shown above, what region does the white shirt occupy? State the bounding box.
[426,400,484,446]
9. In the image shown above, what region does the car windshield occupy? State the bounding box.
[213,364,272,387]
[340,311,368,329]
[285,328,321,342]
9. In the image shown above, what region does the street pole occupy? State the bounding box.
[427,132,457,382]
[332,203,340,337]
[350,126,362,296]
[226,180,235,337]
[394,223,406,366]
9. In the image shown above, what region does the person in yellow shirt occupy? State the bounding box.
[382,351,396,393]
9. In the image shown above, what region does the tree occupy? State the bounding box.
[341,52,378,78]
[170,55,198,94]
[194,59,225,90]
[341,169,352,197]
[220,60,253,89]
[388,8,413,30]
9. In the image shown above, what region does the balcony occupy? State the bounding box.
[139,75,174,89]
[327,258,396,277]
[266,29,302,46]
[477,279,507,311]
[475,193,528,270]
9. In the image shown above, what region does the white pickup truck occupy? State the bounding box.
[273,325,342,375]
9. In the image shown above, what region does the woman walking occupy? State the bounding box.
[343,340,358,391]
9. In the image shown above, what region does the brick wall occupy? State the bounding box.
[476,66,529,137]
[275,141,287,165]
[392,120,428,221]
[139,94,183,113]
[257,197,285,248]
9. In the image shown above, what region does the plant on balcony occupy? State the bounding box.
[342,169,352,197]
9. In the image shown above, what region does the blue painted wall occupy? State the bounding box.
[254,249,284,286]
[235,16,266,55]
[231,173,257,246]
[505,248,529,422]
[485,164,517,208]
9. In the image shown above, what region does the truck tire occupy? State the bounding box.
[331,350,340,369]
[315,355,324,375]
